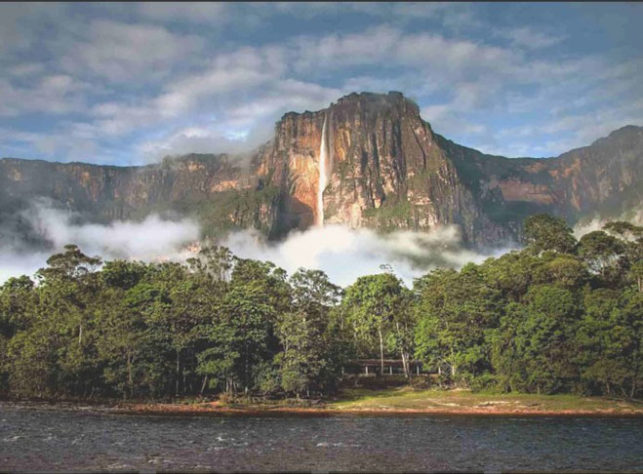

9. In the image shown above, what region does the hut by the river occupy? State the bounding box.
[344,359,424,376]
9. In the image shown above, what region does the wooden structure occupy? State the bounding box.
[344,359,423,376]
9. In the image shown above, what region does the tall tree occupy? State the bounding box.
[414,265,499,383]
[342,273,406,376]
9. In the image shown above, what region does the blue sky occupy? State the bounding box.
[0,2,641,165]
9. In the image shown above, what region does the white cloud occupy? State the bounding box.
[24,201,200,259]
[138,2,228,24]
[8,62,44,77]
[0,201,506,287]
[292,26,401,73]
[155,46,286,117]
[496,26,566,50]
[222,224,501,287]
[59,20,204,82]
[573,209,643,239]
[137,125,270,161]
[0,200,201,282]
[0,74,90,116]
[0,4,639,165]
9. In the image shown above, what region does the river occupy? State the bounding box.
[1,404,642,472]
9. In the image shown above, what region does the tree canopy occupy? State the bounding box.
[0,215,641,400]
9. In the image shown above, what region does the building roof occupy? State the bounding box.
[349,359,422,365]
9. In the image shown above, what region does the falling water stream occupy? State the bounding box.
[317,114,329,227]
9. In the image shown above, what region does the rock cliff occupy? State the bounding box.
[1,91,641,249]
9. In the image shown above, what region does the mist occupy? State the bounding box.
[8,199,635,288]
[221,224,507,287]
[0,199,510,287]
[573,209,643,238]
[0,200,200,282]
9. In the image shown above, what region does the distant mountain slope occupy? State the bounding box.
[1,92,641,249]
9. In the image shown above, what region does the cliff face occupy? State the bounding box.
[253,92,510,245]
[0,153,276,246]
[1,91,642,249]
[438,124,643,237]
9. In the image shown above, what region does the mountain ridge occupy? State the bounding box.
[1,91,642,250]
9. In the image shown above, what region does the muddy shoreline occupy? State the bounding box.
[2,399,641,417]
[115,402,643,417]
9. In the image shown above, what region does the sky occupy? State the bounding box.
[0,2,642,165]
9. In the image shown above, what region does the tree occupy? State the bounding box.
[2,215,641,402]
[273,269,342,397]
[575,289,629,396]
[36,244,102,347]
[480,251,539,302]
[414,265,499,384]
[342,273,407,376]
[518,284,580,394]
[524,214,577,254]
[95,284,150,398]
[578,230,626,284]
[536,254,589,289]
[197,282,275,395]
[187,245,234,283]
[602,221,643,292]
[33,245,103,396]
[631,260,643,293]
[0,276,36,338]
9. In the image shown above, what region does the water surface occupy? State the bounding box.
[1,403,642,472]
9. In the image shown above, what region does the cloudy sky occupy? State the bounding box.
[1,2,641,165]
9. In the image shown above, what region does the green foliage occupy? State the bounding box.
[0,214,641,400]
[524,214,577,254]
[362,200,412,230]
[414,265,500,383]
[341,273,415,377]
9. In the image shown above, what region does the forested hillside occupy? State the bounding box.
[1,215,641,400]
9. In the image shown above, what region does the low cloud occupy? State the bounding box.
[138,3,227,25]
[221,224,504,287]
[495,26,566,50]
[0,201,506,287]
[0,200,200,282]
[573,209,643,239]
[137,125,272,162]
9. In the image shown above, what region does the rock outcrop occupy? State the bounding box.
[1,91,642,249]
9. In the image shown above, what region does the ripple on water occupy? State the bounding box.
[0,406,641,472]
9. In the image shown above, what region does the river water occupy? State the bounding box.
[1,404,642,472]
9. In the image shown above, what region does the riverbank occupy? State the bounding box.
[3,386,641,416]
[113,387,643,417]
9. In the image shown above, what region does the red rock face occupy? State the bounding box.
[497,179,556,204]
[253,92,511,245]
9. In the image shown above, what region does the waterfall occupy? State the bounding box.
[317,114,328,226]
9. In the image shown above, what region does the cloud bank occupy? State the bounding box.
[4,200,637,287]
[221,225,505,287]
[1,201,506,287]
[0,201,200,282]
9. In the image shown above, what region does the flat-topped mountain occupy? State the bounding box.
[2,91,642,249]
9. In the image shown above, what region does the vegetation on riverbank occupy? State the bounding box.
[105,387,643,416]
[327,387,643,414]
[0,214,641,401]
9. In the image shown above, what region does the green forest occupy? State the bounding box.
[0,215,641,401]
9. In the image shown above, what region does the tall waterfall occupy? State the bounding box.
[317,114,329,226]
